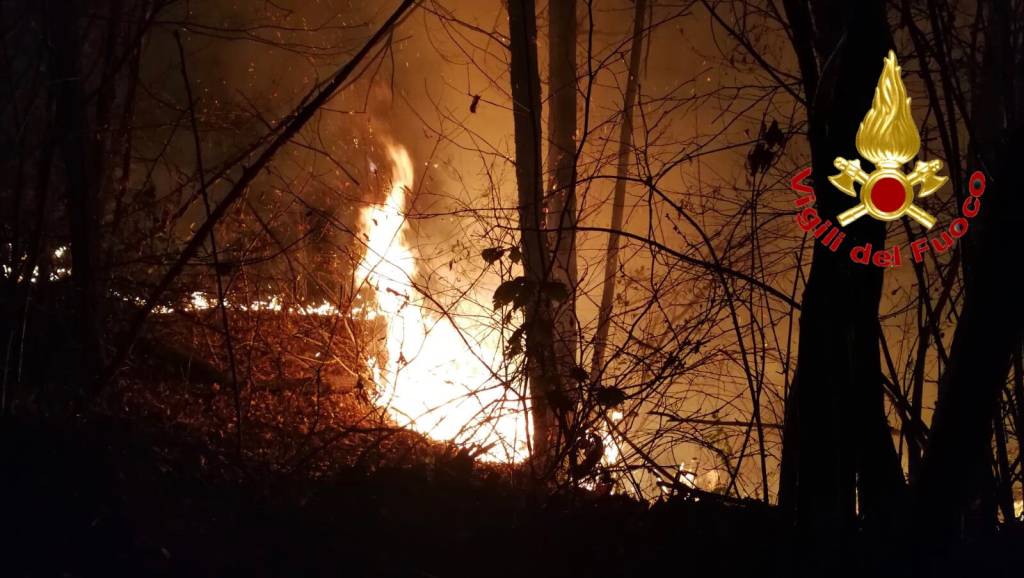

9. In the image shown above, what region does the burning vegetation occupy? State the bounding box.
[3,0,1024,577]
[353,143,530,463]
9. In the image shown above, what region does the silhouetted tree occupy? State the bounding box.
[778,0,907,567]
[915,0,1024,546]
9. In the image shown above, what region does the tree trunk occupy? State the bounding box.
[545,0,580,462]
[590,0,646,385]
[50,1,104,393]
[914,0,1024,543]
[779,0,906,567]
[508,0,558,472]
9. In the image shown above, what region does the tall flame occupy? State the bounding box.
[855,50,920,167]
[353,144,531,462]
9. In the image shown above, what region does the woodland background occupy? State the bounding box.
[2,0,1023,576]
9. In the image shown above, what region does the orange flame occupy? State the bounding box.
[353,144,531,462]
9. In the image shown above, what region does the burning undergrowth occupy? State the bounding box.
[110,143,529,480]
[119,298,516,482]
[351,143,530,463]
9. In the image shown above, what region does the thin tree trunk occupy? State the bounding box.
[51,0,104,393]
[508,0,557,471]
[993,408,1015,523]
[590,0,646,385]
[545,0,579,461]
[1013,343,1024,457]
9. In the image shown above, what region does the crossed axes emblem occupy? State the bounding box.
[830,158,946,229]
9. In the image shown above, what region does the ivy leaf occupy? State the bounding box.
[493,276,543,310]
[506,339,523,358]
[764,119,785,149]
[481,247,505,264]
[570,366,589,383]
[505,326,526,357]
[509,246,522,263]
[493,279,521,309]
[512,278,537,309]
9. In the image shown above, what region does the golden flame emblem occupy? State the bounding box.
[829,51,947,229]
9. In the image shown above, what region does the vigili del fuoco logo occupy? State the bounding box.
[790,50,987,267]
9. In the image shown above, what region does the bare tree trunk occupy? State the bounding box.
[508,0,558,471]
[590,0,646,386]
[50,0,104,393]
[545,0,579,462]
[915,0,1024,543]
[779,0,906,567]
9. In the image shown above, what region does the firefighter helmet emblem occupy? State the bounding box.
[829,51,947,229]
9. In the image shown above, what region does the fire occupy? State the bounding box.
[353,144,530,462]
[855,50,920,167]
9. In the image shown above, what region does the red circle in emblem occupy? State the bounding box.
[870,177,906,212]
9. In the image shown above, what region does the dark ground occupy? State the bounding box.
[2,412,789,578]
[4,414,1022,578]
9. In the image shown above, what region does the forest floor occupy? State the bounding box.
[1,307,1019,577]
[4,411,1022,578]
[3,412,789,578]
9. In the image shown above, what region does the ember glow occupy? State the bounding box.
[353,144,531,462]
